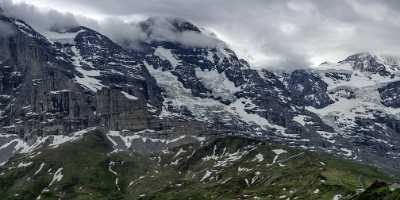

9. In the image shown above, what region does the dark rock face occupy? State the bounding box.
[96,88,153,131]
[53,26,165,132]
[379,81,400,108]
[284,70,333,108]
[0,16,95,137]
[66,26,163,109]
[237,69,296,128]
[324,71,351,82]
[0,15,163,138]
[172,65,210,97]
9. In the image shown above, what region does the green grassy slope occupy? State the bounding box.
[0,130,395,200]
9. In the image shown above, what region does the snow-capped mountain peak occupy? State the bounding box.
[137,16,226,49]
[0,13,400,175]
[319,52,400,76]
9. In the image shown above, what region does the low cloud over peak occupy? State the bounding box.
[2,0,400,70]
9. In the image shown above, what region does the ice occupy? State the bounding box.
[317,131,337,139]
[49,168,63,186]
[154,46,180,67]
[145,61,225,118]
[71,46,105,92]
[17,162,33,168]
[340,148,353,157]
[269,149,288,165]
[272,149,288,155]
[106,130,203,151]
[195,68,241,101]
[2,127,96,160]
[332,194,342,200]
[203,146,254,168]
[292,115,310,126]
[108,161,118,176]
[200,170,212,182]
[229,98,286,134]
[121,91,139,100]
[49,135,77,148]
[307,81,400,141]
[34,163,45,176]
[252,153,264,162]
[174,148,187,158]
[146,61,286,134]
[238,167,252,173]
[108,161,122,191]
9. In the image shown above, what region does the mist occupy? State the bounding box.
[0,0,223,52]
[2,0,400,69]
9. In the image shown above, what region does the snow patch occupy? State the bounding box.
[34,163,45,176]
[229,98,286,134]
[268,149,288,166]
[293,115,311,126]
[17,162,33,168]
[71,46,105,92]
[252,153,264,162]
[145,62,286,135]
[154,46,180,67]
[121,91,139,100]
[174,148,187,158]
[332,194,342,200]
[195,68,240,101]
[340,148,353,157]
[200,170,212,182]
[49,168,63,186]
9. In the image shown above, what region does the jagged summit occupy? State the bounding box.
[339,52,388,75]
[140,16,202,34]
[135,16,225,50]
[0,11,400,184]
[318,52,400,76]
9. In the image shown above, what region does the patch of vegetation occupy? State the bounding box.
[349,181,400,200]
[0,134,394,200]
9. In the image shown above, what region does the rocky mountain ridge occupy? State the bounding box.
[0,10,399,179]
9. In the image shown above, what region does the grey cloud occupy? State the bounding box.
[95,18,146,50]
[2,0,400,70]
[0,1,224,50]
[0,0,81,32]
[137,17,225,48]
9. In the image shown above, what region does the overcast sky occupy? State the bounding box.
[2,0,400,69]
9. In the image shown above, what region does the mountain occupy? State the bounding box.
[122,17,400,174]
[0,14,166,164]
[0,11,399,199]
[0,129,395,200]
[307,52,400,173]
